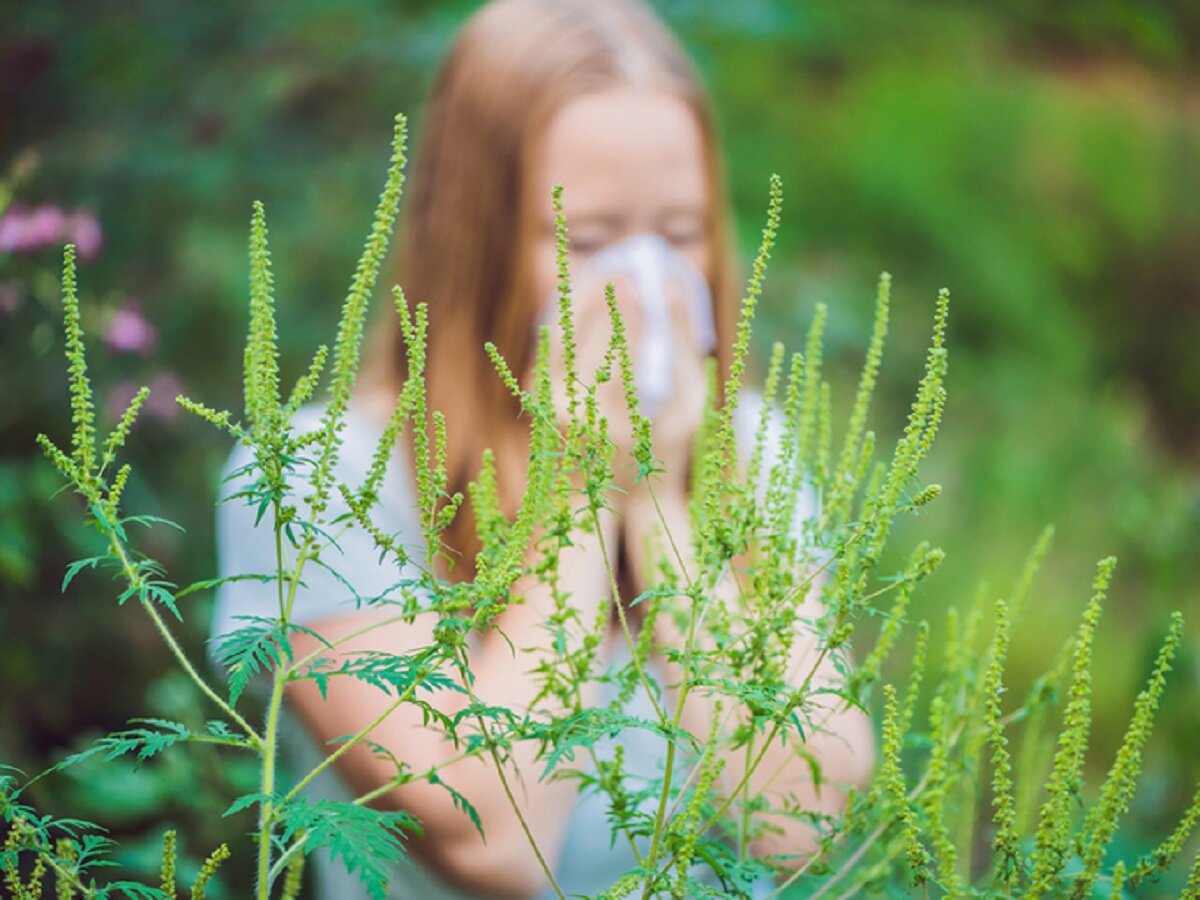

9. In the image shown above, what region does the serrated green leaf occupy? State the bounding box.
[62,555,109,591]
[273,796,420,900]
[211,616,293,706]
[55,720,193,772]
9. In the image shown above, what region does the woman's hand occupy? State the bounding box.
[545,271,636,495]
[546,267,708,499]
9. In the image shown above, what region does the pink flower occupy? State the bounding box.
[26,205,66,247]
[104,300,158,356]
[0,204,37,252]
[146,371,184,420]
[105,371,184,424]
[0,282,22,316]
[66,208,103,260]
[0,203,103,258]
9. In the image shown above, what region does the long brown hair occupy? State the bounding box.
[362,0,736,577]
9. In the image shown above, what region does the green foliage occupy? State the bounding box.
[6,116,1199,900]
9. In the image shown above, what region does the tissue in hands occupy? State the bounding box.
[547,232,715,418]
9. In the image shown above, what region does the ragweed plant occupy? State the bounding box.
[3,114,1198,898]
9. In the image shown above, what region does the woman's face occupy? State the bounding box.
[529,86,713,307]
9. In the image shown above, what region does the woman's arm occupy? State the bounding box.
[281,506,618,899]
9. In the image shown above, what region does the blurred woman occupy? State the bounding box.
[214,1,873,896]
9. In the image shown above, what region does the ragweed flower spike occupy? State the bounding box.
[61,245,97,485]
[159,829,178,899]
[311,113,408,517]
[715,173,782,466]
[604,282,654,477]
[280,849,306,900]
[485,341,525,403]
[1029,556,1115,895]
[852,543,943,695]
[1127,778,1200,887]
[900,619,930,736]
[815,378,832,488]
[101,385,149,475]
[829,271,890,523]
[175,395,241,437]
[244,199,280,437]
[984,600,1019,885]
[284,343,329,419]
[761,349,806,553]
[189,843,231,900]
[865,288,950,565]
[694,175,783,554]
[552,184,581,425]
[879,684,931,886]
[908,483,941,510]
[922,692,963,896]
[1008,524,1055,626]
[745,339,785,496]
[36,432,79,485]
[468,449,504,555]
[53,838,77,900]
[795,302,827,477]
[1072,611,1184,895]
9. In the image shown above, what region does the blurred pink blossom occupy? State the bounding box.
[0,204,62,253]
[105,371,183,424]
[0,203,103,259]
[106,381,141,423]
[0,282,22,316]
[104,300,158,355]
[24,205,65,247]
[66,208,103,259]
[146,372,184,420]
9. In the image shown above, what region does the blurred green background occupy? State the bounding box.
[2,0,1197,893]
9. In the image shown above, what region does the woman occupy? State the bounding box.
[214,1,873,896]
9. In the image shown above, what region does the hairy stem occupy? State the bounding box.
[106,531,262,747]
[455,647,565,900]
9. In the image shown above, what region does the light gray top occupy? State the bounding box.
[212,397,810,899]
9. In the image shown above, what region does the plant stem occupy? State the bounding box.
[590,507,665,723]
[455,647,566,900]
[645,480,692,586]
[696,641,834,837]
[738,732,756,859]
[105,531,262,747]
[626,478,726,894]
[284,677,423,803]
[256,501,297,900]
[286,611,413,676]
[640,582,704,898]
[266,836,307,888]
[257,666,286,900]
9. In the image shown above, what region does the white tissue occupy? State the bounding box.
[544,233,715,418]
